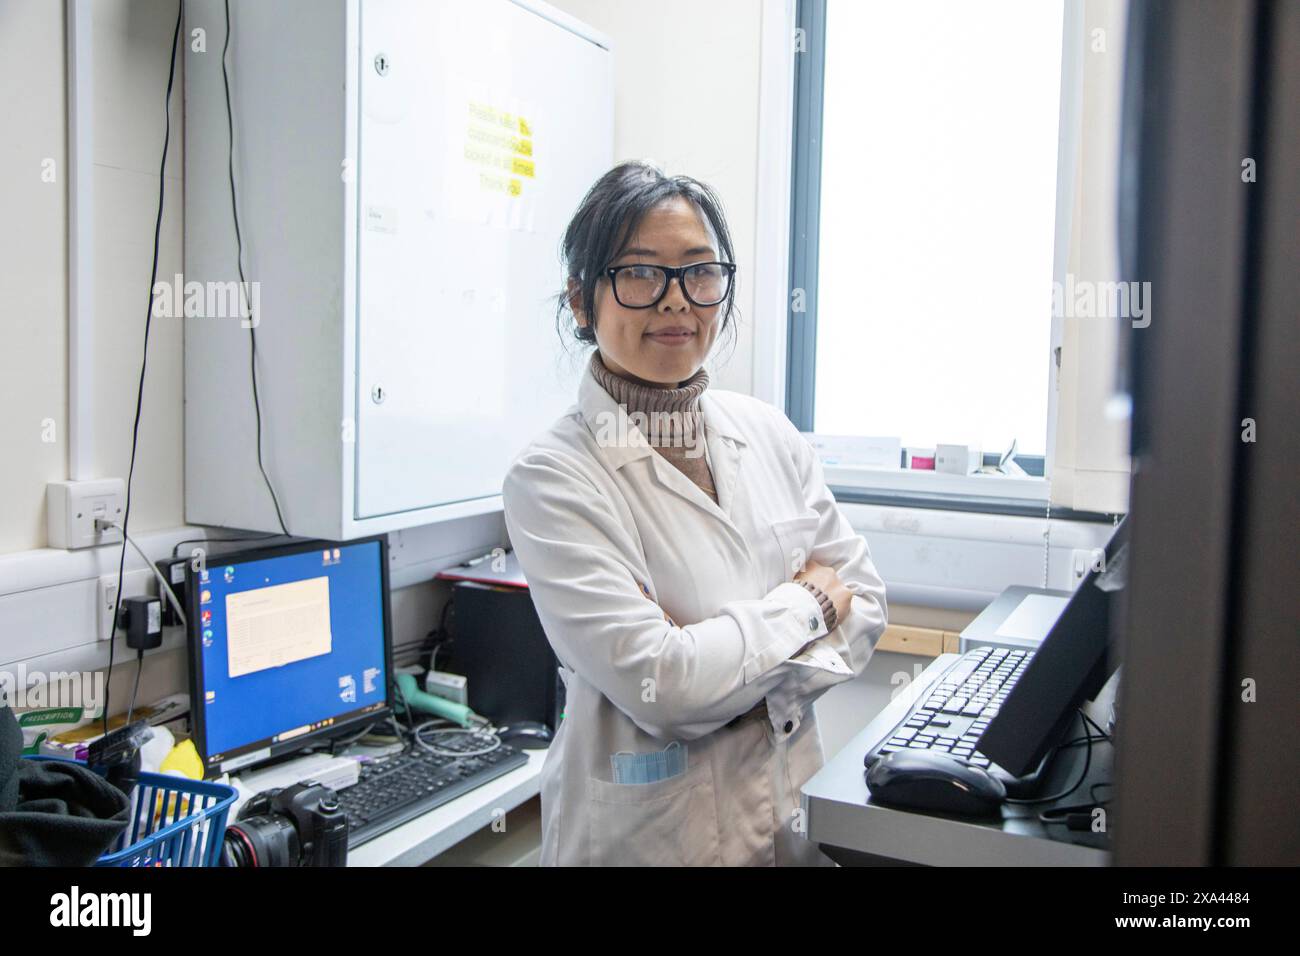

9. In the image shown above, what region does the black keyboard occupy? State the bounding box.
[864,645,1052,796]
[335,736,529,847]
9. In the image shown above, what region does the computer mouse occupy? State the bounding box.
[495,721,553,748]
[865,750,1007,818]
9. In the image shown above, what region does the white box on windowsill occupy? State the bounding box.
[934,444,984,475]
[803,434,902,470]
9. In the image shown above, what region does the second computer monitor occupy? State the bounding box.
[186,536,392,778]
[976,517,1129,777]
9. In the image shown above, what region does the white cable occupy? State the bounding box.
[412,721,502,758]
[100,520,187,627]
[1042,464,1054,589]
[1042,498,1053,589]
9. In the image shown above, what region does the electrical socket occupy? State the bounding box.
[98,569,153,641]
[1070,547,1107,585]
[46,479,126,549]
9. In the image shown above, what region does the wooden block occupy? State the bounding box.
[942,631,962,654]
[876,624,944,658]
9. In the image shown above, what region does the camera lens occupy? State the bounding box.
[222,814,300,867]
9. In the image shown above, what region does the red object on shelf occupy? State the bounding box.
[435,550,528,588]
[910,455,936,470]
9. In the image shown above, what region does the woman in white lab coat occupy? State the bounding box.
[502,161,887,866]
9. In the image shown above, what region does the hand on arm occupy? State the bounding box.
[795,561,853,630]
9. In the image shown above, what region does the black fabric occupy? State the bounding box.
[0,706,131,867]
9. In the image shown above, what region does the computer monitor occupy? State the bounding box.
[186,536,393,778]
[975,517,1129,777]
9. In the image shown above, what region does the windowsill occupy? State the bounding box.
[823,464,1048,501]
[824,465,1118,523]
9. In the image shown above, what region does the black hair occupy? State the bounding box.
[554,161,739,356]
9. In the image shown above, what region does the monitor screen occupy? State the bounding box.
[187,537,391,777]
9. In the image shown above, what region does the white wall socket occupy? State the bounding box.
[1071,547,1107,585]
[98,569,153,640]
[46,479,126,549]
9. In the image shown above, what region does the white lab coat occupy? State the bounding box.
[502,362,888,866]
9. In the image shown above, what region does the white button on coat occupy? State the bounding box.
[503,362,888,865]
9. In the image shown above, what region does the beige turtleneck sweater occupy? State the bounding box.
[589,351,716,501]
[589,351,838,633]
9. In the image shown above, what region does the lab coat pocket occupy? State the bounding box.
[587,757,721,866]
[770,513,821,579]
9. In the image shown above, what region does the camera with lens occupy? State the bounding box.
[222,781,349,867]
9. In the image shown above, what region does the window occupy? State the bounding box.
[789,0,1068,502]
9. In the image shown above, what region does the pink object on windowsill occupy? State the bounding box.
[910,455,936,470]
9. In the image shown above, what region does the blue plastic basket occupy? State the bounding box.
[25,756,236,867]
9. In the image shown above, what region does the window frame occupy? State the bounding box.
[785,0,1102,519]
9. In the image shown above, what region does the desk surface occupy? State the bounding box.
[347,748,546,867]
[803,654,1112,866]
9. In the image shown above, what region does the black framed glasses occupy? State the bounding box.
[603,261,736,309]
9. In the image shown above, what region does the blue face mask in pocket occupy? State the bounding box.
[609,740,687,785]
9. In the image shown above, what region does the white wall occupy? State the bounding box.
[546,0,763,395]
[88,0,186,535]
[1,0,185,556]
[0,0,70,554]
[0,0,195,708]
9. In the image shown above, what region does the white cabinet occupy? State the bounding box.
[184,0,613,539]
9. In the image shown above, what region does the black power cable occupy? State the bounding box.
[127,648,146,725]
[222,0,289,535]
[103,1,183,735]
[1005,710,1099,808]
